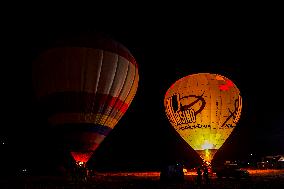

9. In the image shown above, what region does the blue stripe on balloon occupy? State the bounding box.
[86,124,112,136]
[55,124,112,136]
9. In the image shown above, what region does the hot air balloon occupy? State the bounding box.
[32,33,139,166]
[164,73,242,164]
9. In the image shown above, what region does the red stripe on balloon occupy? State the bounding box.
[40,92,129,116]
[93,93,129,114]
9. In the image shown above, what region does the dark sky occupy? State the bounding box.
[1,9,283,173]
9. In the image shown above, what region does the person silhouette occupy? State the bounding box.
[203,166,210,185]
[196,167,202,188]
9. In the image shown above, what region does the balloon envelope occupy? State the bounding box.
[32,34,139,163]
[164,73,242,163]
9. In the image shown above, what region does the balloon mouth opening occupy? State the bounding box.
[195,149,218,163]
[71,151,93,163]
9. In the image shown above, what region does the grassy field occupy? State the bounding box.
[1,169,284,189]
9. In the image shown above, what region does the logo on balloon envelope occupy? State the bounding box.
[165,93,206,127]
[164,73,242,163]
[165,80,242,131]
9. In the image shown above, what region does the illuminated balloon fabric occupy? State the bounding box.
[32,35,139,163]
[164,73,242,162]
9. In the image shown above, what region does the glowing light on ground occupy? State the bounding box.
[247,169,284,176]
[96,169,284,177]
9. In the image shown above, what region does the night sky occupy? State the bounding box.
[1,9,283,174]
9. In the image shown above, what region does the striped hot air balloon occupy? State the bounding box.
[32,33,139,164]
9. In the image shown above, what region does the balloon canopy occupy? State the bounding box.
[32,33,139,164]
[164,73,242,163]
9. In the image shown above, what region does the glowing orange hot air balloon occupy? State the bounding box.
[164,73,242,164]
[32,33,139,165]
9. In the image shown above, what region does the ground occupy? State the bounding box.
[1,169,284,189]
